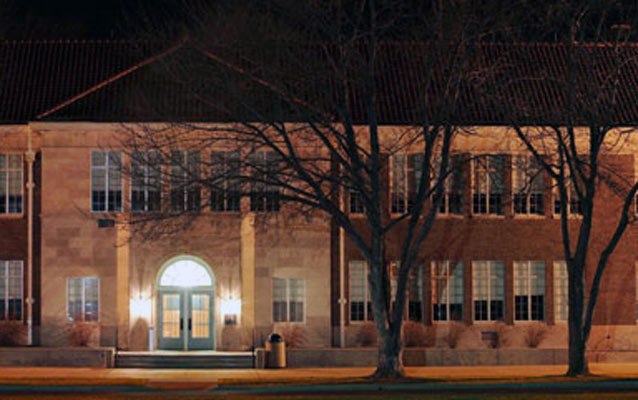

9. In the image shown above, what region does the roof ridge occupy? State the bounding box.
[0,39,152,45]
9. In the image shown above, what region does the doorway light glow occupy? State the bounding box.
[159,260,213,287]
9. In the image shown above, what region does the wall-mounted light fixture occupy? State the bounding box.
[221,298,241,326]
[130,291,152,321]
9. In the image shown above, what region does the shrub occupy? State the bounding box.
[356,322,377,347]
[446,322,465,349]
[276,323,307,348]
[488,322,510,349]
[403,321,435,348]
[524,323,548,348]
[0,324,21,346]
[66,322,98,347]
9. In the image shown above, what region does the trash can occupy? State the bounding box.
[266,333,286,368]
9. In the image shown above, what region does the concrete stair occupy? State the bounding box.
[115,351,254,369]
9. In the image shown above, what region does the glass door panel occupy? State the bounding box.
[158,291,184,350]
[188,291,214,350]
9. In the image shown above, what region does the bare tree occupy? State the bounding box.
[481,1,638,377]
[119,0,506,378]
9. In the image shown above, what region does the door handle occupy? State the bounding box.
[188,318,192,331]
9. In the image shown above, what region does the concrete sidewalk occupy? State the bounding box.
[1,363,638,390]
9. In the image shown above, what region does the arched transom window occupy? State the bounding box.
[159,259,213,287]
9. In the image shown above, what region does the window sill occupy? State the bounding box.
[0,213,24,219]
[436,213,465,219]
[551,214,583,220]
[512,214,546,220]
[470,214,506,219]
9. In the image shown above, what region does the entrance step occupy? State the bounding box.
[115,351,254,369]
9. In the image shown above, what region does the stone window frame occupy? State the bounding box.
[0,153,23,216]
[513,260,546,322]
[512,155,545,217]
[432,260,464,322]
[472,260,505,322]
[66,277,100,323]
[0,260,23,321]
[130,151,162,212]
[272,277,306,323]
[210,151,241,213]
[349,260,372,323]
[90,150,122,213]
[471,154,506,216]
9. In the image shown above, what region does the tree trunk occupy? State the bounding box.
[567,264,589,377]
[567,331,589,377]
[373,329,404,379]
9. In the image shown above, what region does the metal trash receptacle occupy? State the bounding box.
[266,333,286,368]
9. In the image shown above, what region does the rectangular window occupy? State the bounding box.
[0,154,22,214]
[170,151,201,212]
[514,261,545,321]
[67,277,99,322]
[250,152,280,212]
[472,155,505,215]
[349,190,365,214]
[513,156,544,216]
[211,151,241,212]
[0,261,23,321]
[131,152,162,212]
[408,265,423,321]
[349,261,372,322]
[391,154,423,214]
[433,155,464,215]
[91,151,121,212]
[432,261,464,321]
[553,179,583,216]
[554,261,568,322]
[473,261,505,321]
[272,278,305,323]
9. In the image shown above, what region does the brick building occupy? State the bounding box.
[1,40,638,352]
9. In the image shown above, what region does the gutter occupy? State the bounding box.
[25,126,35,345]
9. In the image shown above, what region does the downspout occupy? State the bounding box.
[25,126,35,346]
[339,189,346,348]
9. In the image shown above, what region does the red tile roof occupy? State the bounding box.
[1,40,638,125]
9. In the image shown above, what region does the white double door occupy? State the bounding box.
[158,289,214,350]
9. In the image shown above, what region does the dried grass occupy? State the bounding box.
[66,322,98,347]
[276,323,307,348]
[356,322,377,347]
[403,321,436,348]
[446,322,465,349]
[0,324,21,346]
[524,323,548,348]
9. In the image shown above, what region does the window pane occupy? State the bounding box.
[554,261,568,321]
[349,261,365,321]
[67,278,83,322]
[84,278,99,322]
[289,279,305,322]
[7,261,22,320]
[273,278,287,322]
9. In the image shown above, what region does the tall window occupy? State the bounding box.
[432,261,464,321]
[554,261,568,322]
[0,154,22,214]
[473,261,505,321]
[472,155,505,215]
[513,156,544,216]
[349,190,365,214]
[250,152,280,212]
[131,152,161,212]
[391,154,423,214]
[91,151,121,212]
[211,151,240,212]
[408,264,423,321]
[349,261,372,322]
[0,261,23,321]
[272,278,305,323]
[514,261,545,321]
[67,277,99,322]
[170,151,201,212]
[433,155,464,215]
[553,179,583,216]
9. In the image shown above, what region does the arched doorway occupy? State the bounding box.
[157,256,215,350]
